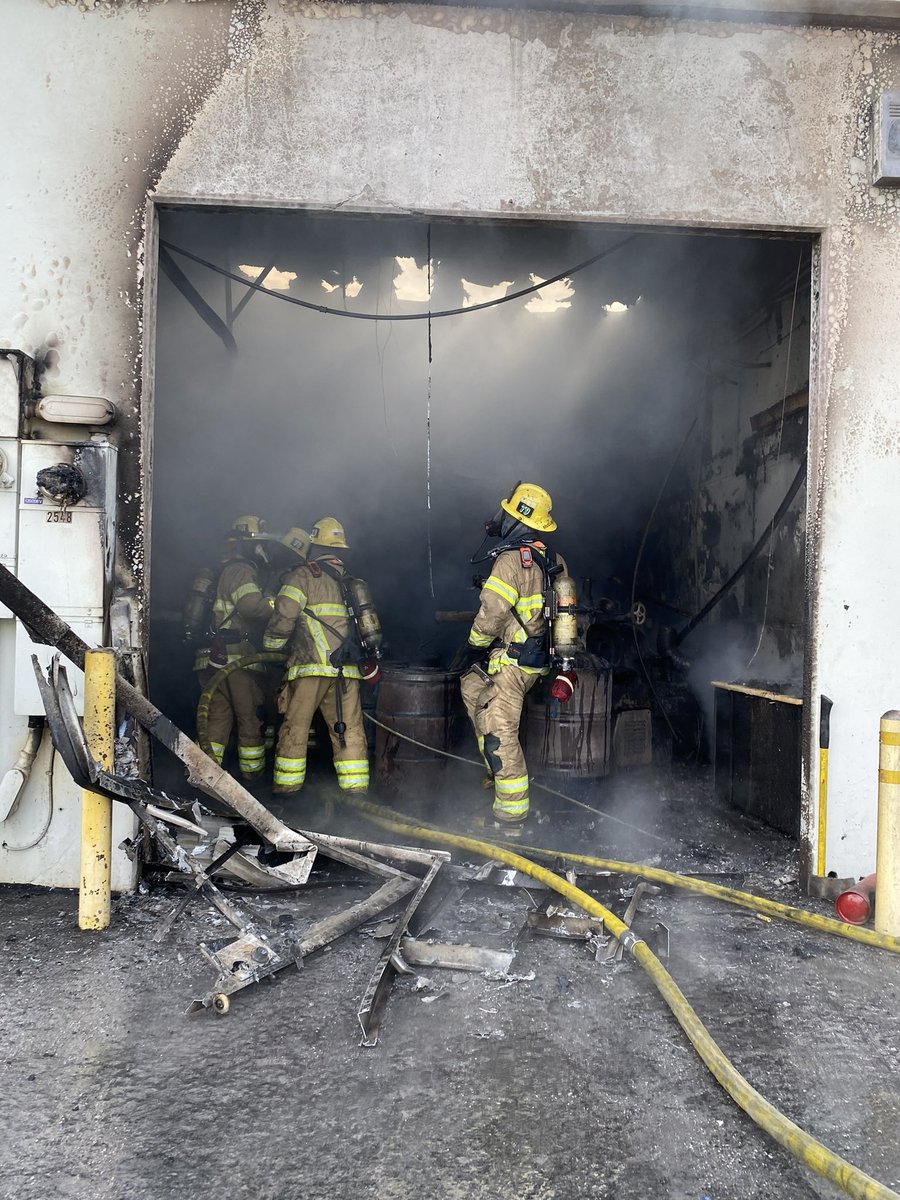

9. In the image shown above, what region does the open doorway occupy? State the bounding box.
[148,206,814,850]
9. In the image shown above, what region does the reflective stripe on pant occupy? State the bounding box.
[275,674,368,794]
[460,663,538,818]
[274,755,307,789]
[203,666,265,779]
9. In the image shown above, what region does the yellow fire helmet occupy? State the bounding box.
[310,517,348,549]
[230,515,266,538]
[500,483,557,533]
[281,526,311,560]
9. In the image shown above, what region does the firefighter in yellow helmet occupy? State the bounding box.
[460,483,575,833]
[202,516,274,779]
[264,517,378,796]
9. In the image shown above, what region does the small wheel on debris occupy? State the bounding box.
[212,993,230,1015]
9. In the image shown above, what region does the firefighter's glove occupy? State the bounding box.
[208,634,229,670]
[361,659,382,686]
[550,670,578,703]
[460,644,487,671]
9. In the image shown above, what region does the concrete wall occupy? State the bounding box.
[4,0,900,880]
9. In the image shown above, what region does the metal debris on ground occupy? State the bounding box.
[34,654,450,1028]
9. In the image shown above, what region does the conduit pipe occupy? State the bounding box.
[0,716,44,822]
[340,794,899,1200]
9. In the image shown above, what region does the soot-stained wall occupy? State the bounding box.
[3,0,900,884]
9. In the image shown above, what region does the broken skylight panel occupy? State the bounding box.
[525,274,574,314]
[393,257,433,303]
[460,278,514,308]
[238,264,297,291]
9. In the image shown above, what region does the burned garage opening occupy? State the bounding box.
[148,207,813,844]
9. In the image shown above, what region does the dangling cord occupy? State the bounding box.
[425,224,435,598]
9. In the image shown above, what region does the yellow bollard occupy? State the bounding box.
[816,695,833,877]
[78,649,116,931]
[875,709,900,936]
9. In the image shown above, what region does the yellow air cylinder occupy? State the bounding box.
[875,709,900,936]
[79,648,116,931]
[551,573,579,660]
[346,577,383,656]
[183,566,215,641]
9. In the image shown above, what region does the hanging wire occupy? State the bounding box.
[425,225,435,598]
[375,257,399,457]
[629,416,700,744]
[160,234,638,323]
[746,246,805,670]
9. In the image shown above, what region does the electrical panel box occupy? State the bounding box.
[14,440,117,715]
[0,357,19,439]
[0,438,18,619]
[873,91,900,186]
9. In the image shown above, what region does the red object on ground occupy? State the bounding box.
[835,873,876,924]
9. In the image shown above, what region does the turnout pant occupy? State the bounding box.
[274,675,369,794]
[203,667,266,779]
[460,664,540,820]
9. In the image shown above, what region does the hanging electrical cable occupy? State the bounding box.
[159,234,639,323]
[747,244,806,669]
[425,224,435,598]
[629,415,700,743]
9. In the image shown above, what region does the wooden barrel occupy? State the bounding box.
[375,666,466,792]
[524,660,612,781]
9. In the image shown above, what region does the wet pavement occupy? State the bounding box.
[2,766,900,1200]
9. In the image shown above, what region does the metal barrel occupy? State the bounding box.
[524,658,612,781]
[375,666,466,791]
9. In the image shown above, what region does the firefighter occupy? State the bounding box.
[260,527,313,755]
[264,517,377,796]
[202,515,274,779]
[460,483,576,833]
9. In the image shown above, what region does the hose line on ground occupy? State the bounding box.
[338,792,899,1200]
[345,793,900,957]
[363,710,670,844]
[195,655,669,845]
[197,656,900,955]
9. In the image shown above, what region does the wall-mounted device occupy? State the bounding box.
[873,91,900,186]
[13,440,117,715]
[35,395,116,425]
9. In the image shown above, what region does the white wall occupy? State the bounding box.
[0,0,233,888]
[3,0,900,881]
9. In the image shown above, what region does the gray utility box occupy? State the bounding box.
[874,92,900,186]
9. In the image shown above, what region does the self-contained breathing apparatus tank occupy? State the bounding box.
[183,566,215,643]
[343,577,384,659]
[548,571,580,667]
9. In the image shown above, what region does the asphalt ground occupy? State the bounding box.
[2,764,899,1200]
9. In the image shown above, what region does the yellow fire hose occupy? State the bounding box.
[198,656,900,955]
[338,792,899,1200]
[195,656,898,1196]
[195,652,289,759]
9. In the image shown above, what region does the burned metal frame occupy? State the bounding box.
[31,648,449,1023]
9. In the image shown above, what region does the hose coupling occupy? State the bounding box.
[616,929,645,957]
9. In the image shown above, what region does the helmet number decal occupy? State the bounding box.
[516,501,534,517]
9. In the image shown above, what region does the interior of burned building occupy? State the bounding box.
[148,207,812,851]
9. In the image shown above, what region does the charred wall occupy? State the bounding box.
[2,0,900,880]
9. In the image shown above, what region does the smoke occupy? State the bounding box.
[149,208,811,754]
